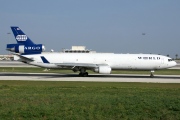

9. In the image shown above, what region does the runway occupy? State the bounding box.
[0,61,180,83]
[0,72,180,83]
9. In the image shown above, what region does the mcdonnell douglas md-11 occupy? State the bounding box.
[6,26,177,77]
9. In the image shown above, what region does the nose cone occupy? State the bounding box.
[171,61,177,67]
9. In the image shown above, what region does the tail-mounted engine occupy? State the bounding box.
[6,44,45,54]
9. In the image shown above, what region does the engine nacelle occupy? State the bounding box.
[94,66,111,74]
[6,44,45,54]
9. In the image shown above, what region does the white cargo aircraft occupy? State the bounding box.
[7,27,177,77]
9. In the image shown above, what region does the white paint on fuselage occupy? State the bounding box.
[23,53,177,71]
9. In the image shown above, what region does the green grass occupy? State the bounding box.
[1,67,180,75]
[0,81,180,119]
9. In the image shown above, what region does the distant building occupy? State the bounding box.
[0,54,13,61]
[62,46,96,53]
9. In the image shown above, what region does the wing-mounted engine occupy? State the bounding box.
[94,65,111,74]
[6,44,45,54]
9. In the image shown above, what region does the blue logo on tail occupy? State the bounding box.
[11,26,34,45]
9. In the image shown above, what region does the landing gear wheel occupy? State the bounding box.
[150,73,154,78]
[79,73,83,77]
[79,72,88,77]
[83,72,88,77]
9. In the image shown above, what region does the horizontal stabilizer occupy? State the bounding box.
[13,53,34,62]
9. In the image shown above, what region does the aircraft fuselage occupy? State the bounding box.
[20,53,176,70]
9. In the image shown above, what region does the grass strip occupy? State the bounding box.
[0,81,180,119]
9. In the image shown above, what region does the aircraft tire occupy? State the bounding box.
[150,73,154,78]
[79,72,88,77]
[79,73,83,77]
[83,72,88,77]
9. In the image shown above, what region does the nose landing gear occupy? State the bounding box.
[150,70,154,78]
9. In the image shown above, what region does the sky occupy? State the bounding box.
[0,0,180,58]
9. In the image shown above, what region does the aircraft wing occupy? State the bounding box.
[55,63,98,68]
[55,63,108,68]
[40,56,109,69]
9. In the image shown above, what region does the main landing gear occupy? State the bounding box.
[150,70,154,78]
[79,72,88,77]
[78,68,89,77]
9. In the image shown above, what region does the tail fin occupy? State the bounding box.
[11,26,34,45]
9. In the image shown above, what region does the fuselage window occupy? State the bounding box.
[153,57,156,60]
[138,57,142,59]
[149,57,152,60]
[157,57,160,60]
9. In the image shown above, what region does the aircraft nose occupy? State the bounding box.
[172,61,177,67]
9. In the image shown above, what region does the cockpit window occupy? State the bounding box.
[168,59,173,62]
